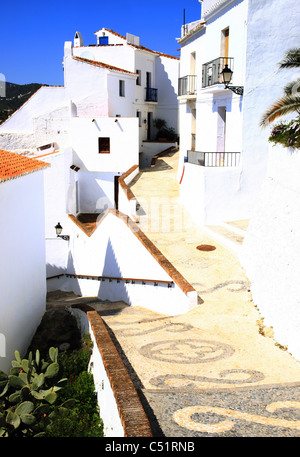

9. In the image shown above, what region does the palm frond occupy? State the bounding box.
[260,95,300,127]
[279,48,300,69]
[284,78,300,96]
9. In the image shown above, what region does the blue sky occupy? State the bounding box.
[1,0,202,86]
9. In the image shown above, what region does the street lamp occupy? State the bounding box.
[55,222,70,241]
[220,64,244,96]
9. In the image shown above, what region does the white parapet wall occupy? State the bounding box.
[118,165,139,221]
[88,317,124,437]
[48,209,197,316]
[87,310,153,437]
[240,144,300,360]
[179,161,244,225]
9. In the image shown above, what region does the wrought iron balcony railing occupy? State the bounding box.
[178,75,197,96]
[187,150,240,167]
[202,57,234,88]
[145,87,158,102]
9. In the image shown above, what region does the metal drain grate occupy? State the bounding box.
[196,244,216,251]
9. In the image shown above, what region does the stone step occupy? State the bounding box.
[204,220,249,255]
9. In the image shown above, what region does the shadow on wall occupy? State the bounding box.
[155,58,178,130]
[46,250,81,295]
[98,238,131,305]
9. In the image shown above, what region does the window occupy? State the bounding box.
[136,70,141,85]
[98,137,110,154]
[146,72,151,88]
[190,52,196,75]
[99,36,109,46]
[119,80,125,97]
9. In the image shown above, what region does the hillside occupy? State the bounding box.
[0,82,45,124]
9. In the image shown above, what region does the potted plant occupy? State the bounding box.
[153,119,177,142]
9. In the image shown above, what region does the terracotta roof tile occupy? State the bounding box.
[0,149,50,183]
[94,28,179,60]
[72,56,138,75]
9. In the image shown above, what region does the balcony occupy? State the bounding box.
[145,87,158,103]
[187,150,240,167]
[202,57,234,88]
[178,75,197,97]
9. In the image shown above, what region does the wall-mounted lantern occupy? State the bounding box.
[55,222,70,241]
[220,64,244,96]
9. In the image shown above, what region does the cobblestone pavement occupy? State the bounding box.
[107,149,300,438]
[50,150,300,437]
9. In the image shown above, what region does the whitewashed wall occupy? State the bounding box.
[33,106,71,149]
[0,87,66,133]
[73,42,135,74]
[180,162,243,224]
[64,48,109,117]
[42,149,75,277]
[0,172,47,373]
[88,324,124,437]
[53,211,196,315]
[240,0,300,219]
[0,132,36,155]
[178,0,247,170]
[107,73,137,118]
[155,55,179,133]
[71,117,139,173]
[118,166,139,220]
[178,0,300,223]
[240,145,300,361]
[78,171,119,213]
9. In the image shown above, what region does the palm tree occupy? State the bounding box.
[260,48,300,127]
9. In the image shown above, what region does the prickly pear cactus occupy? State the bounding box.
[0,347,72,437]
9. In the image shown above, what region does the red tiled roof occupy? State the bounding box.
[97,28,127,41]
[203,0,227,15]
[94,28,179,60]
[72,56,138,75]
[0,149,50,183]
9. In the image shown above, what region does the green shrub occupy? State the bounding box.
[0,336,104,437]
[58,335,92,378]
[47,371,103,437]
[47,335,104,437]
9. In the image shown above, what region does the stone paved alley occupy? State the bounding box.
[48,150,300,437]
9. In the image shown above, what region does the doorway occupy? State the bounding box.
[147,112,153,140]
[217,106,226,153]
[191,108,196,151]
[114,175,119,210]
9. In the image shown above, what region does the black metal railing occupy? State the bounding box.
[178,75,197,96]
[47,273,174,287]
[202,57,234,88]
[145,87,158,102]
[187,150,240,167]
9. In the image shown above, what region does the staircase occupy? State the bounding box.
[204,219,249,255]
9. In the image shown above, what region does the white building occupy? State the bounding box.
[0,27,180,279]
[68,28,179,165]
[0,149,49,372]
[0,26,180,227]
[177,0,299,225]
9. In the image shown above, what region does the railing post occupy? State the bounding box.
[186,151,240,167]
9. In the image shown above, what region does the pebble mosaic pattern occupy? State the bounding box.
[139,339,235,364]
[102,309,300,437]
[143,385,300,437]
